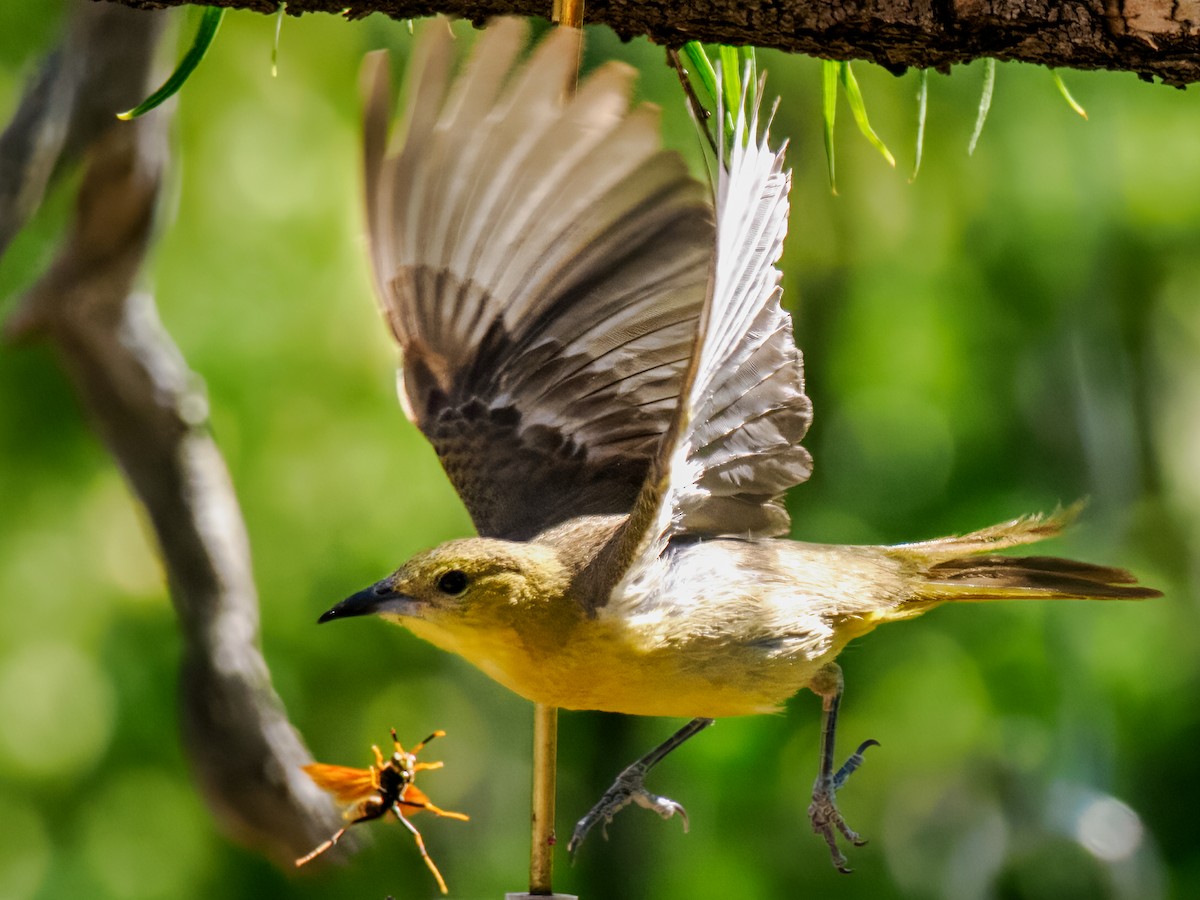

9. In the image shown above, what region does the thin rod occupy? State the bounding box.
[552,0,585,28]
[530,702,559,895]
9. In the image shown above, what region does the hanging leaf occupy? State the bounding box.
[718,44,744,136]
[839,61,896,168]
[118,6,226,120]
[272,3,286,78]
[910,69,929,182]
[822,60,838,194]
[967,58,996,155]
[1051,70,1089,120]
[678,41,760,157]
[738,45,757,96]
[681,40,719,107]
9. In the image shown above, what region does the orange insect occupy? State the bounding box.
[295,728,469,894]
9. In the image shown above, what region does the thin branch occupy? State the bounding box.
[1,0,348,866]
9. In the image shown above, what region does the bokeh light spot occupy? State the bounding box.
[1076,795,1144,863]
[0,641,115,778]
[81,769,214,900]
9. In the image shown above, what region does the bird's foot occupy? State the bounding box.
[808,738,879,873]
[568,760,689,858]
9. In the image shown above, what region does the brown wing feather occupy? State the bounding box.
[362,20,713,540]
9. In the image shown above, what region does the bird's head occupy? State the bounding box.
[318,537,574,633]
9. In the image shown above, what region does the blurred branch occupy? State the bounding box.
[0,0,348,867]
[106,0,1200,86]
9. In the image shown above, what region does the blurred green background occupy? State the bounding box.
[2,3,1198,899]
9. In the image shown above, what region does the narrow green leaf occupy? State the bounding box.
[118,6,226,120]
[719,44,742,126]
[739,44,757,94]
[1051,69,1088,120]
[681,41,719,108]
[839,61,896,168]
[967,58,996,156]
[272,3,286,78]
[910,68,929,182]
[822,60,838,194]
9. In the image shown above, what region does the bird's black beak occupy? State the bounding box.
[318,578,404,624]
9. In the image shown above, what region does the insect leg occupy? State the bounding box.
[294,826,349,867]
[410,729,447,754]
[401,791,470,821]
[392,805,449,895]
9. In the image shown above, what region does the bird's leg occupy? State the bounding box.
[808,662,879,874]
[568,716,714,857]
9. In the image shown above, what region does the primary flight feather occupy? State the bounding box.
[324,19,1159,871]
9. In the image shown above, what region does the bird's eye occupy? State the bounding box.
[437,569,469,595]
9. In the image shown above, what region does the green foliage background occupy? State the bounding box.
[2,4,1198,899]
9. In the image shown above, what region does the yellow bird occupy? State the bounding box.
[320,19,1159,871]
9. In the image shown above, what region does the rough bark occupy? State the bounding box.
[1,0,349,867]
[100,0,1200,86]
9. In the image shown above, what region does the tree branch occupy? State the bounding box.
[101,0,1200,86]
[2,0,349,867]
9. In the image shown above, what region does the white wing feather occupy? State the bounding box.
[610,66,811,610]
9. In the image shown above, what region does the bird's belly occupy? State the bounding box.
[406,615,839,718]
[537,635,835,717]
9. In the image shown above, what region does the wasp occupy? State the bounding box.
[296,729,469,894]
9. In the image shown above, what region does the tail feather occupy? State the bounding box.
[920,554,1161,602]
[881,504,1160,607]
[892,505,1084,561]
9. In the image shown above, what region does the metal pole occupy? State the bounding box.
[514,12,582,898]
[508,704,575,899]
[530,702,558,894]
[551,0,584,28]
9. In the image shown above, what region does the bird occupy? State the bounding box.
[319,17,1160,872]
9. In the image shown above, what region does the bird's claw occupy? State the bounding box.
[631,789,690,827]
[808,738,878,873]
[568,762,689,859]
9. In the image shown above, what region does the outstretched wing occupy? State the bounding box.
[302,763,378,807]
[606,66,811,606]
[362,19,714,540]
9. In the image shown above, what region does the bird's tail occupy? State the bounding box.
[891,505,1161,607]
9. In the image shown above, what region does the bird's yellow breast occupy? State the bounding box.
[403,597,852,719]
[392,539,914,718]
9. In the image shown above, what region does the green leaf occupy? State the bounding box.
[822,60,838,194]
[677,42,759,159]
[967,58,996,156]
[118,6,226,120]
[681,40,719,107]
[1051,70,1088,120]
[839,61,896,168]
[911,68,929,182]
[272,3,286,78]
[739,45,757,95]
[718,44,742,135]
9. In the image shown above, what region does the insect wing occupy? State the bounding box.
[397,782,432,815]
[302,762,378,806]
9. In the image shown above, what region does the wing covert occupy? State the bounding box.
[362,20,714,540]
